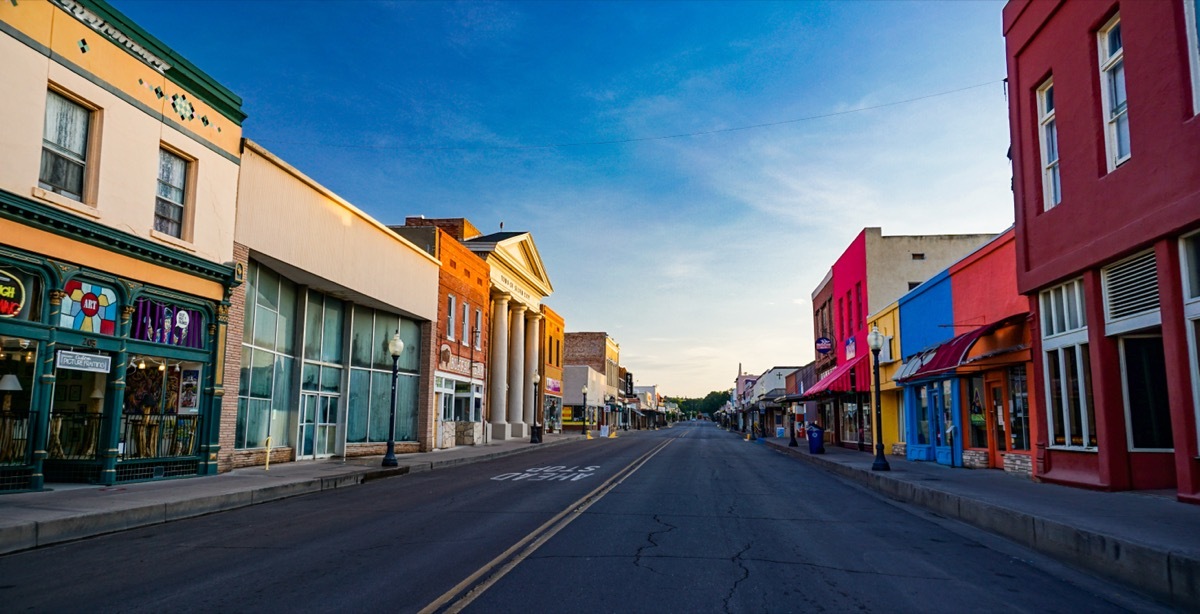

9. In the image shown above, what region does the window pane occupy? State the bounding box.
[252,304,278,351]
[1185,235,1200,300]
[916,387,929,445]
[967,377,987,448]
[39,149,85,199]
[257,266,280,312]
[373,312,400,370]
[304,292,323,361]
[1106,23,1122,58]
[1009,365,1031,451]
[395,373,419,441]
[44,91,89,158]
[1065,346,1083,446]
[235,397,248,448]
[320,366,341,394]
[276,276,297,355]
[347,369,370,443]
[1115,112,1131,159]
[321,297,344,364]
[248,347,274,399]
[271,356,295,447]
[238,345,251,397]
[301,361,319,392]
[369,371,391,442]
[1053,287,1067,334]
[1124,337,1173,449]
[1047,350,1065,445]
[1065,283,1080,331]
[157,149,187,205]
[245,398,270,448]
[397,317,421,372]
[1081,344,1096,446]
[350,308,374,368]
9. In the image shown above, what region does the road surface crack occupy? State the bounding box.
[633,514,677,574]
[722,542,752,613]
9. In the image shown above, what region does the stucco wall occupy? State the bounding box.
[898,270,955,358]
[235,142,438,322]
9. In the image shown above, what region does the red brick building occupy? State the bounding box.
[1004,0,1200,501]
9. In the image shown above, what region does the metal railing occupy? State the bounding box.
[119,413,200,460]
[0,412,30,464]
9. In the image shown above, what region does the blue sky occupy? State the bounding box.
[113,0,1014,397]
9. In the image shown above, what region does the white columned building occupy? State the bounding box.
[467,231,554,442]
[489,292,511,439]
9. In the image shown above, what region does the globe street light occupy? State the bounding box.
[382,331,405,467]
[867,324,891,471]
[581,385,589,438]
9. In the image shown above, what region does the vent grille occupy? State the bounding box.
[1104,251,1159,321]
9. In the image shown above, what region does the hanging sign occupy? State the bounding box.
[815,337,832,354]
[56,350,112,373]
[0,269,26,318]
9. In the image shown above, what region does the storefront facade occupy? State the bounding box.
[541,305,565,433]
[898,271,961,466]
[222,143,439,470]
[1,0,245,489]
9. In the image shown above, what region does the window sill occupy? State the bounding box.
[31,186,100,219]
[149,229,196,252]
[1047,445,1098,453]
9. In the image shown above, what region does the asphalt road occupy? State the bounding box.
[0,423,1171,613]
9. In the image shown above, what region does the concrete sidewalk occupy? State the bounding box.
[753,432,1200,609]
[0,432,584,557]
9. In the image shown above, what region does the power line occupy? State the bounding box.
[260,79,1004,152]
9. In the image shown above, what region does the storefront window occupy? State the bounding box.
[1009,365,1031,451]
[59,279,118,334]
[966,376,987,448]
[237,262,297,450]
[346,306,419,443]
[0,338,38,465]
[915,387,929,445]
[0,267,42,320]
[119,358,203,459]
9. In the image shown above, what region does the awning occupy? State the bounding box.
[802,354,867,398]
[632,409,645,416]
[896,314,1028,383]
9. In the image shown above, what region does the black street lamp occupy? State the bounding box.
[867,325,891,471]
[581,384,589,439]
[382,331,405,467]
[530,372,542,443]
[788,403,799,447]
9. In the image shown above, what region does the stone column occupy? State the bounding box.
[507,304,527,438]
[524,312,542,428]
[489,294,511,440]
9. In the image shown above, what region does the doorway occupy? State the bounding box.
[298,392,338,459]
[986,379,1009,469]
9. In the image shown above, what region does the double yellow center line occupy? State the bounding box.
[420,437,677,614]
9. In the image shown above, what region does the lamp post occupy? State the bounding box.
[867,324,891,471]
[382,331,405,467]
[788,402,799,447]
[530,372,542,443]
[581,385,589,438]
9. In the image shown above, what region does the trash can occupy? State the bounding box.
[530,424,543,444]
[806,425,825,454]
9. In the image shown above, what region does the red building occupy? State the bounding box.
[1004,0,1200,501]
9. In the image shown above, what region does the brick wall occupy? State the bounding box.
[564,332,606,372]
[217,242,249,472]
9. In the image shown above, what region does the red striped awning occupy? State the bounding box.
[802,354,867,398]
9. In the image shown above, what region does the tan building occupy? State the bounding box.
[540,304,565,432]
[564,332,621,427]
[0,0,244,489]
[222,142,439,469]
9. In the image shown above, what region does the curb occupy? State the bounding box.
[761,437,1200,610]
[0,436,581,556]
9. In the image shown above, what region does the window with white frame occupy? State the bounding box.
[461,301,470,345]
[1185,0,1200,114]
[1038,79,1061,210]
[1181,231,1200,449]
[474,309,482,349]
[155,148,189,238]
[1041,278,1096,449]
[1098,15,1130,169]
[39,90,92,201]
[446,295,456,341]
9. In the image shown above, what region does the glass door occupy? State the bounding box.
[987,382,1009,469]
[298,392,338,459]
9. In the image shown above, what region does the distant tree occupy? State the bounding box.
[669,390,731,418]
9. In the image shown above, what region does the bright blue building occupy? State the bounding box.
[896,271,962,467]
